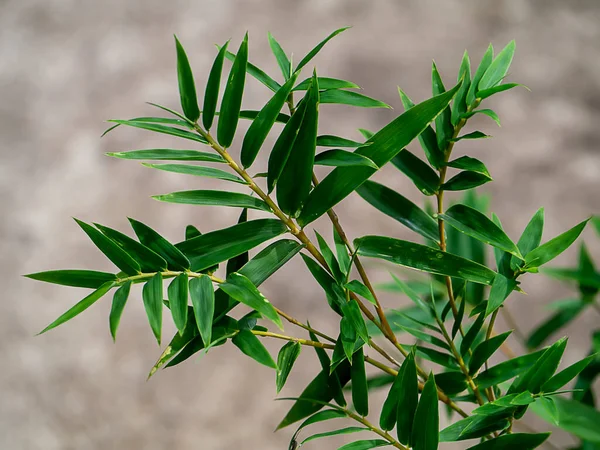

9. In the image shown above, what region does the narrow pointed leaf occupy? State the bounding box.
[223,46,281,92]
[431,61,453,149]
[342,299,369,345]
[475,348,547,389]
[469,331,512,375]
[153,190,270,211]
[451,51,471,126]
[315,150,378,168]
[277,341,301,393]
[341,317,358,362]
[232,328,277,369]
[268,32,291,79]
[39,281,115,334]
[486,273,516,316]
[449,130,490,142]
[526,303,583,350]
[477,83,524,100]
[295,27,350,71]
[531,396,600,444]
[411,373,439,450]
[142,163,245,184]
[174,36,200,122]
[168,273,188,335]
[391,149,440,196]
[241,73,299,168]
[142,273,163,345]
[466,433,550,450]
[129,218,190,270]
[314,230,344,283]
[107,149,225,163]
[461,108,501,126]
[109,281,131,341]
[510,337,568,394]
[334,227,351,275]
[460,312,486,356]
[542,354,597,393]
[357,180,439,242]
[26,270,117,289]
[358,128,374,140]
[294,77,359,91]
[300,427,366,445]
[319,89,391,108]
[524,219,588,270]
[351,348,369,416]
[394,353,419,443]
[75,219,140,275]
[218,34,248,148]
[467,43,494,106]
[355,236,497,285]
[447,156,490,178]
[345,280,376,305]
[108,120,207,144]
[478,41,516,91]
[189,275,214,345]
[442,171,491,191]
[203,41,229,130]
[338,440,389,450]
[317,135,363,148]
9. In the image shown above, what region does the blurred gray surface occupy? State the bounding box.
[2,0,600,448]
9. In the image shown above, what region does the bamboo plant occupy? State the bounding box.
[27,29,600,449]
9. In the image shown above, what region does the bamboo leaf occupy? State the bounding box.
[153,190,270,212]
[451,51,471,126]
[466,43,494,106]
[342,299,370,345]
[189,275,214,345]
[466,433,550,450]
[300,426,366,445]
[107,149,225,163]
[39,281,115,335]
[232,329,277,369]
[25,270,117,289]
[128,218,190,271]
[531,396,600,444]
[477,83,524,100]
[109,281,130,341]
[108,120,207,144]
[338,440,390,450]
[460,312,486,356]
[174,36,200,122]
[395,353,419,444]
[351,348,369,416]
[357,180,440,243]
[411,373,439,450]
[542,354,597,393]
[319,89,391,109]
[241,73,298,168]
[431,61,453,149]
[168,273,189,335]
[478,41,516,91]
[294,77,359,91]
[222,46,281,92]
[355,236,497,285]
[277,341,301,393]
[345,280,376,305]
[203,41,229,130]
[446,156,490,178]
[486,273,516,316]
[526,303,584,349]
[450,130,490,142]
[475,348,547,390]
[142,163,245,184]
[314,149,378,169]
[317,134,363,148]
[441,171,492,191]
[524,219,588,270]
[295,27,350,71]
[461,108,501,126]
[510,337,568,394]
[392,149,440,196]
[267,32,291,79]
[217,33,248,148]
[142,273,163,345]
[469,331,512,375]
[314,230,344,283]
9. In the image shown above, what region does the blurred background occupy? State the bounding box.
[2,0,600,448]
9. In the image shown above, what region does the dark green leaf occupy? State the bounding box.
[294,77,359,91]
[345,280,376,305]
[524,219,588,270]
[298,83,461,226]
[108,120,207,144]
[477,83,524,100]
[447,156,490,178]
[301,253,344,316]
[176,219,288,272]
[106,149,225,163]
[395,353,419,444]
[417,346,457,369]
[355,236,497,285]
[466,43,494,106]
[319,89,391,109]
[239,109,290,123]
[277,341,301,393]
[357,180,439,243]
[109,281,130,341]
[129,218,190,271]
[189,274,214,345]
[478,41,516,91]
[358,128,375,140]
[75,219,140,275]
[435,371,467,396]
[334,227,351,275]
[542,354,597,393]
[142,163,245,184]
[295,27,350,71]
[267,32,291,79]
[314,230,344,283]
[168,273,188,335]
[486,273,516,316]
[526,303,584,349]
[39,281,115,335]
[510,337,568,394]
[411,373,438,450]
[290,409,347,446]
[531,396,600,444]
[317,134,363,148]
[220,272,283,329]
[142,273,163,345]
[431,61,453,150]
[338,440,390,450]
[451,51,471,126]
[217,33,248,148]
[516,207,545,259]
[460,312,486,355]
[241,73,298,168]
[461,108,501,126]
[398,325,449,350]
[475,348,547,389]
[223,47,281,93]
[342,299,370,345]
[341,317,358,362]
[232,328,277,369]
[442,171,492,191]
[25,270,117,289]
[236,239,303,287]
[351,348,369,416]
[391,149,440,196]
[469,331,512,375]
[449,131,490,142]
[277,72,319,217]
[300,427,366,445]
[153,189,270,212]
[174,36,200,122]
[203,40,229,130]
[314,149,378,168]
[466,433,550,450]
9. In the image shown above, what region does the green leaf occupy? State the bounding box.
[276,341,301,393]
[295,27,350,71]
[441,171,492,191]
[394,353,419,444]
[475,348,547,389]
[510,337,568,394]
[486,273,516,316]
[241,73,298,168]
[128,218,190,271]
[267,96,307,193]
[168,273,188,335]
[358,128,375,140]
[526,302,584,349]
[531,396,600,444]
[203,40,229,130]
[334,227,351,275]
[440,204,522,258]
[93,223,168,272]
[38,281,115,334]
[142,273,163,345]
[75,219,141,275]
[294,77,359,91]
[355,236,497,285]
[357,180,440,243]
[300,427,366,445]
[153,190,270,212]
[338,440,390,450]
[319,89,391,108]
[317,134,363,148]
[277,72,319,217]
[232,329,277,369]
[25,270,117,289]
[142,163,245,184]
[449,130,490,142]
[345,280,376,305]
[314,230,344,283]
[267,32,291,79]
[417,346,457,369]
[223,47,281,92]
[102,116,194,138]
[478,41,516,91]
[451,51,471,126]
[239,109,290,123]
[391,149,440,196]
[542,354,597,393]
[524,219,588,270]
[220,273,282,330]
[176,219,288,272]
[297,83,461,226]
[460,313,486,356]
[108,120,207,144]
[469,331,512,375]
[398,325,449,350]
[109,281,130,341]
[342,299,370,345]
[174,36,200,122]
[477,83,524,100]
[467,43,494,106]
[107,149,225,163]
[461,108,501,126]
[447,156,490,178]
[189,275,214,345]
[466,433,550,450]
[516,207,545,258]
[431,61,453,150]
[411,373,439,450]
[217,33,248,148]
[314,150,378,169]
[351,348,369,416]
[397,88,443,169]
[340,317,358,362]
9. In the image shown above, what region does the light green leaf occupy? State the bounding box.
[277,341,301,393]
[358,128,375,140]
[295,27,350,71]
[39,281,115,335]
[142,273,163,345]
[232,329,277,369]
[294,77,359,91]
[531,396,600,443]
[26,270,117,289]
[189,274,214,345]
[142,163,245,184]
[319,89,391,109]
[391,149,440,196]
[268,32,291,79]
[153,190,271,212]
[478,41,516,91]
[524,219,588,270]
[431,61,453,150]
[411,373,438,450]
[168,273,188,335]
[466,43,494,106]
[203,40,229,130]
[461,108,501,126]
[107,149,225,163]
[451,50,471,126]
[128,218,190,271]
[315,150,378,169]
[477,83,524,100]
[174,36,200,122]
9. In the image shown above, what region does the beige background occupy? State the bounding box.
[2,0,600,449]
